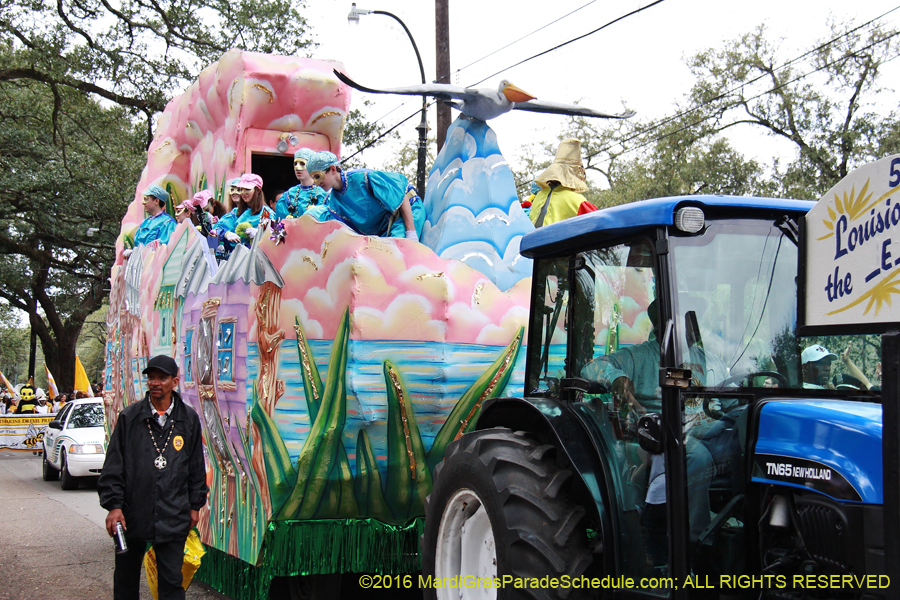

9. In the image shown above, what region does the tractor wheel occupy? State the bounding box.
[42,448,59,481]
[60,450,79,490]
[423,428,593,600]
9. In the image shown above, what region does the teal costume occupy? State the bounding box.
[134,212,176,246]
[276,184,327,220]
[211,205,274,260]
[306,169,424,237]
[214,205,275,235]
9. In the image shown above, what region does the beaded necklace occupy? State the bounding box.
[147,417,175,470]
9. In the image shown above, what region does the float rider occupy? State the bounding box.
[276,148,327,220]
[129,185,177,254]
[305,151,424,241]
[529,138,598,228]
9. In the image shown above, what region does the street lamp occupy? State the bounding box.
[348,3,428,199]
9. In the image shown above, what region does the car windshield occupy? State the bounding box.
[68,403,105,428]
[670,218,881,392]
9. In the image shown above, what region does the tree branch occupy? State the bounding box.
[0,67,165,112]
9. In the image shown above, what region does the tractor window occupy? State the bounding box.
[670,218,881,394]
[525,257,569,397]
[567,239,668,590]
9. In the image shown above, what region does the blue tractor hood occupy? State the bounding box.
[751,399,883,504]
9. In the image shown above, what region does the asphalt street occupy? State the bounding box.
[0,450,230,600]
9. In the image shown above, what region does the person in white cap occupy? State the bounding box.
[801,343,871,390]
[800,344,837,389]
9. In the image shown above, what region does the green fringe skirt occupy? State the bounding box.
[195,518,423,599]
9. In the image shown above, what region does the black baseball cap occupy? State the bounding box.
[142,355,179,376]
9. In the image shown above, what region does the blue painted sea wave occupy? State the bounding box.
[247,339,528,470]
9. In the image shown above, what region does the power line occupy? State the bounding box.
[584,10,900,161]
[342,100,438,165]
[512,17,900,193]
[353,1,665,159]
[446,0,599,83]
[357,0,607,148]
[469,0,667,86]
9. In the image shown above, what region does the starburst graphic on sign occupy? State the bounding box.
[817,180,877,240]
[826,269,900,317]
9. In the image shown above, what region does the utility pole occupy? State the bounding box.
[435,0,450,152]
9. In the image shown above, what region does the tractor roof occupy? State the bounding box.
[520,195,815,258]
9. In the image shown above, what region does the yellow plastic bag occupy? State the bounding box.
[144,530,206,600]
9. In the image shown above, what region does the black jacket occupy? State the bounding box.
[98,391,208,543]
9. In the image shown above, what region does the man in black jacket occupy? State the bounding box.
[98,355,208,600]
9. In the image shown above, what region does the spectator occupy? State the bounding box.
[98,355,208,600]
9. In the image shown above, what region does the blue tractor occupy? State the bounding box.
[422,196,886,599]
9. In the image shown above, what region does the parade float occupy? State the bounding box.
[102,50,537,598]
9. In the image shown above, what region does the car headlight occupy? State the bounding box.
[69,444,104,455]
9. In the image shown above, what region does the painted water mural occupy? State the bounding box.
[102,50,534,583]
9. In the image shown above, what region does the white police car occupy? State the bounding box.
[42,398,106,490]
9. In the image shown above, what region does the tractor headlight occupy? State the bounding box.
[674,207,705,233]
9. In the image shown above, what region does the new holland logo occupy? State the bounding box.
[766,461,832,481]
[753,453,861,502]
[173,435,184,451]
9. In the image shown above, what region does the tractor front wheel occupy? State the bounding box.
[423,428,593,600]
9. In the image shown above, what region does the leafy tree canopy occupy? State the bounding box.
[0,78,144,387]
[0,0,315,143]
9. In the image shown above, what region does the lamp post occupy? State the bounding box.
[348,3,428,199]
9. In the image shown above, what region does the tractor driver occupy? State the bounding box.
[582,299,714,543]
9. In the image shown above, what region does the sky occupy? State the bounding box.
[300,0,900,187]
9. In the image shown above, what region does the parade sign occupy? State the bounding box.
[0,414,55,452]
[800,154,900,335]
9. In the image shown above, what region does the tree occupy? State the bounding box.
[598,122,764,206]
[0,79,145,388]
[685,20,899,199]
[520,20,898,206]
[381,135,436,186]
[0,0,315,145]
[340,99,402,169]
[0,302,28,384]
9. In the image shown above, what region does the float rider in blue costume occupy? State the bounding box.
[210,174,274,257]
[210,178,241,260]
[276,148,327,220]
[305,151,424,240]
[125,185,176,258]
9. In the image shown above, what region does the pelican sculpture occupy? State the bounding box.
[333,70,635,122]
